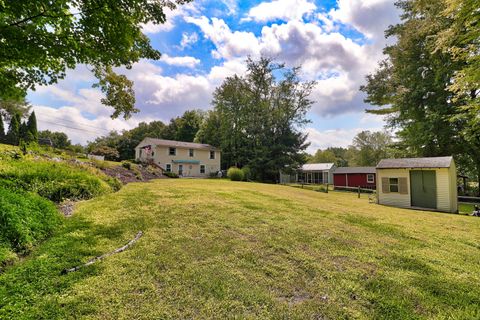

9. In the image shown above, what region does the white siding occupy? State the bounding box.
[376,169,411,208]
[449,162,458,212]
[436,168,451,212]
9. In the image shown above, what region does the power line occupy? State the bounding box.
[36,119,106,135]
[37,116,111,132]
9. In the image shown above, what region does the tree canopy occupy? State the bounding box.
[0,0,191,118]
[200,57,315,181]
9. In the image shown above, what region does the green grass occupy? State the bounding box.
[1,180,479,319]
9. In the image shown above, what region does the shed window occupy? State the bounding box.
[210,150,215,159]
[389,178,399,192]
[200,165,205,174]
[367,174,375,183]
[189,149,194,157]
[166,164,171,172]
[169,147,176,156]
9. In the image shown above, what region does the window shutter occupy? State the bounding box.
[382,177,390,193]
[399,177,408,194]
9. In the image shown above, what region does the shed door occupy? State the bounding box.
[410,170,437,209]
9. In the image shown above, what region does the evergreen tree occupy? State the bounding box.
[6,113,21,146]
[0,114,5,143]
[19,121,28,142]
[26,111,38,143]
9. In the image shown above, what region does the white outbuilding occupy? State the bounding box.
[376,156,458,213]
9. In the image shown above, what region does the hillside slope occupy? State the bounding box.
[1,180,479,319]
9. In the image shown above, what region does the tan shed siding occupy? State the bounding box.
[376,169,411,208]
[449,162,458,212]
[436,168,451,212]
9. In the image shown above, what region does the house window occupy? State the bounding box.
[200,165,205,174]
[389,178,399,192]
[210,150,215,159]
[166,164,171,172]
[367,174,375,183]
[169,147,176,156]
[151,151,155,157]
[189,149,194,157]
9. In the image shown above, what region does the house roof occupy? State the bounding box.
[334,167,376,174]
[301,163,335,171]
[376,156,453,169]
[138,138,219,150]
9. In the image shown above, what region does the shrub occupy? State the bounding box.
[227,167,244,181]
[0,187,60,266]
[90,145,119,161]
[241,166,251,181]
[0,160,115,202]
[164,172,179,178]
[121,161,132,170]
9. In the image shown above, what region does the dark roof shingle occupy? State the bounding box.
[376,156,453,169]
[334,167,376,174]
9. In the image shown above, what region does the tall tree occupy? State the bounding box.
[6,113,21,145]
[310,150,337,164]
[0,0,192,118]
[212,57,315,181]
[361,0,479,191]
[26,111,38,143]
[195,110,222,147]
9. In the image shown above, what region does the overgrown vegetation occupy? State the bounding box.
[0,179,478,319]
[0,187,60,268]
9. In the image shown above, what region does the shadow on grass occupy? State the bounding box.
[0,210,146,319]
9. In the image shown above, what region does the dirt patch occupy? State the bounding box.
[58,201,76,217]
[101,165,168,184]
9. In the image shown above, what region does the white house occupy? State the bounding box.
[135,138,221,177]
[376,156,457,213]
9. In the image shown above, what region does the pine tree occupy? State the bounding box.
[6,113,21,146]
[19,121,28,142]
[26,111,38,143]
[0,114,5,143]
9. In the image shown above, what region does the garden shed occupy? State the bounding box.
[333,167,376,189]
[376,156,457,213]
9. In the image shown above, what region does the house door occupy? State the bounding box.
[410,170,437,209]
[178,164,183,176]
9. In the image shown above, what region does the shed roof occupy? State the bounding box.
[334,167,376,174]
[138,138,219,150]
[301,163,335,171]
[376,156,453,169]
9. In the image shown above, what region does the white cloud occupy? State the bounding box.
[329,0,399,40]
[161,54,200,68]
[179,32,199,49]
[185,16,260,59]
[141,2,199,34]
[305,123,385,154]
[243,0,317,22]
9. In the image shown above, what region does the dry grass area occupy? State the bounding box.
[1,179,479,319]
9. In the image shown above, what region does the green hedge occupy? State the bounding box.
[227,167,244,181]
[0,160,119,202]
[0,187,60,266]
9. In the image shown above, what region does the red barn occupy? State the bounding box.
[333,167,376,189]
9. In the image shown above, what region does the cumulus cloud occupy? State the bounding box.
[329,0,400,40]
[161,54,200,68]
[305,123,385,154]
[179,32,199,49]
[243,0,317,22]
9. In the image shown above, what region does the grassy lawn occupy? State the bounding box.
[1,180,479,319]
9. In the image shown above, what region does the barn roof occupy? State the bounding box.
[376,156,453,169]
[334,167,376,174]
[301,163,335,171]
[138,138,219,150]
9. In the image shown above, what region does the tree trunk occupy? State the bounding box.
[477,161,480,197]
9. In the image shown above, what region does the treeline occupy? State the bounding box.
[309,131,398,167]
[0,111,38,146]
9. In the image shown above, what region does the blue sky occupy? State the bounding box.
[28,0,400,152]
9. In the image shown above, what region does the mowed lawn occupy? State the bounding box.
[1,180,480,319]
